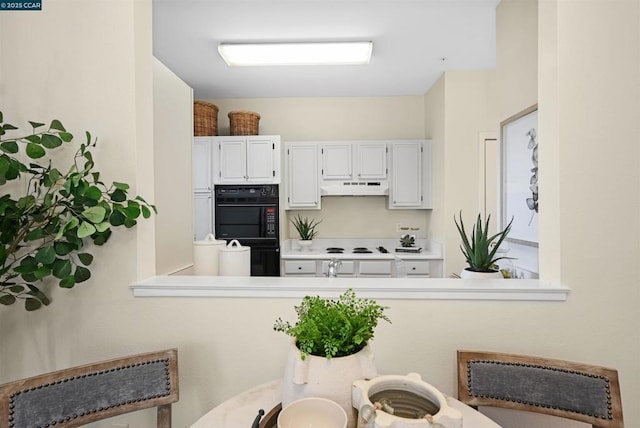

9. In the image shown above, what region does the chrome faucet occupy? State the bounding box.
[326,258,342,277]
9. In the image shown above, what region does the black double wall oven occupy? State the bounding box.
[214,184,280,276]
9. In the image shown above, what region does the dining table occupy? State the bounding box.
[189,379,502,427]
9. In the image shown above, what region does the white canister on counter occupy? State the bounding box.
[193,233,227,275]
[219,239,251,276]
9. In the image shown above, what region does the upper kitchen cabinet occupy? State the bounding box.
[193,137,213,192]
[285,142,321,210]
[322,141,387,181]
[212,136,281,184]
[283,139,432,209]
[388,140,433,209]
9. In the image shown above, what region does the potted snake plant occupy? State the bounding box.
[290,214,321,251]
[454,211,513,278]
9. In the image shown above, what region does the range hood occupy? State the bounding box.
[320,180,389,196]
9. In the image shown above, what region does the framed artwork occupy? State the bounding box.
[501,104,538,247]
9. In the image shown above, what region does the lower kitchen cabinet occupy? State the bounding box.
[357,260,392,276]
[403,260,431,277]
[281,259,440,277]
[194,192,213,240]
[320,260,355,276]
[282,259,398,277]
[283,260,317,276]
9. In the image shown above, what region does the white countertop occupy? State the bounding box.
[189,379,503,428]
[130,275,570,301]
[281,238,443,260]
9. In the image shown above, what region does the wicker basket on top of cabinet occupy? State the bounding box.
[228,110,260,135]
[194,101,219,136]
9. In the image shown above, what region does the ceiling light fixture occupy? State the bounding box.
[217,41,373,66]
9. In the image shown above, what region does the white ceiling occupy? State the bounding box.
[152,0,499,99]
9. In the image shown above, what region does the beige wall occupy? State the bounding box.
[496,0,540,276]
[211,97,432,239]
[496,0,538,118]
[424,70,498,275]
[153,59,194,274]
[444,71,498,275]
[423,74,446,246]
[1,1,639,428]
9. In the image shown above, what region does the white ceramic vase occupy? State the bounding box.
[281,340,378,428]
[459,268,503,279]
[297,239,313,251]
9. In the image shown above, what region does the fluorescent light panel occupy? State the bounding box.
[218,42,373,66]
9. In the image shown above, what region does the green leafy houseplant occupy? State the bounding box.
[0,112,156,311]
[273,289,391,359]
[454,211,513,273]
[290,214,321,240]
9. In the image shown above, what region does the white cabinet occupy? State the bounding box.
[283,260,317,276]
[357,260,393,276]
[193,138,213,192]
[322,144,352,179]
[356,142,387,179]
[403,260,431,277]
[193,138,214,240]
[322,141,387,181]
[213,136,281,184]
[286,142,321,210]
[388,140,433,209]
[193,192,213,240]
[283,139,433,210]
[320,260,355,276]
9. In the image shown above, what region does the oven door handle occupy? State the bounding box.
[257,206,264,237]
[215,203,277,208]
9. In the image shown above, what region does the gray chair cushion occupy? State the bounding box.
[467,360,612,419]
[9,359,171,427]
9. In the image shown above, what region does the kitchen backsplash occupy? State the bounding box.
[286,195,430,239]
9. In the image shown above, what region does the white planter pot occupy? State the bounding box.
[459,268,503,279]
[297,239,313,251]
[282,340,378,428]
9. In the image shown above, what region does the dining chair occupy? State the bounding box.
[457,350,623,428]
[0,348,179,428]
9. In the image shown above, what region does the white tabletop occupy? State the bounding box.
[190,379,502,428]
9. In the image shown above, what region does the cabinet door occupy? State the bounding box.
[403,260,431,276]
[218,138,246,183]
[287,143,320,209]
[356,142,387,180]
[193,192,213,240]
[320,260,355,276]
[322,144,352,180]
[283,260,317,275]
[357,260,392,276]
[390,141,422,208]
[193,138,212,192]
[246,137,275,182]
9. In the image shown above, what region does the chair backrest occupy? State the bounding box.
[457,350,623,428]
[0,348,179,428]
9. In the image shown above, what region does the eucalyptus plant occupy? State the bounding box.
[454,211,513,272]
[290,214,321,241]
[0,112,155,311]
